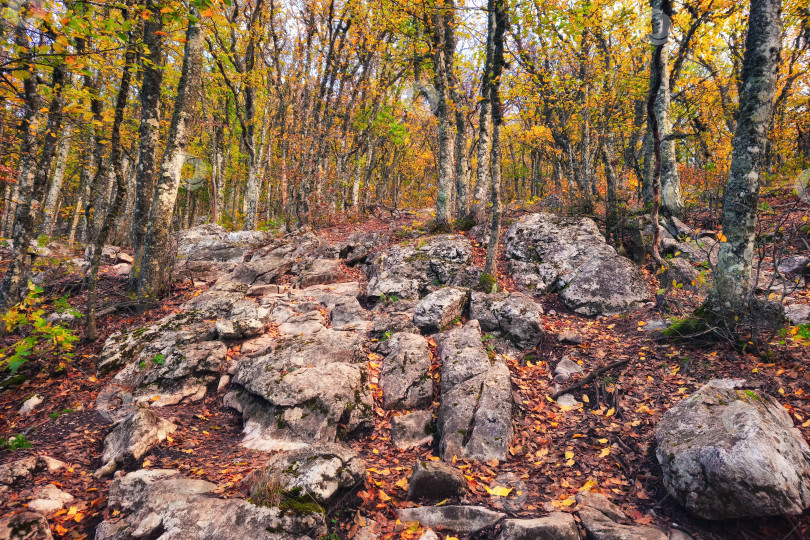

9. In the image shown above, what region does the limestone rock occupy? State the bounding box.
[176,224,269,263]
[469,292,544,349]
[436,321,512,461]
[215,299,269,339]
[391,411,434,450]
[496,513,579,540]
[504,213,649,315]
[413,287,468,332]
[777,255,810,278]
[397,505,504,535]
[785,303,810,325]
[0,512,53,540]
[366,235,475,300]
[0,456,64,492]
[297,259,343,287]
[577,506,666,540]
[655,379,810,519]
[19,394,43,416]
[407,460,467,502]
[27,484,74,516]
[95,469,323,540]
[380,333,433,410]
[250,443,364,505]
[95,407,176,477]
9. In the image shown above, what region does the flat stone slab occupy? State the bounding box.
[396,505,505,534]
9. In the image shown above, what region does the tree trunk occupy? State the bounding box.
[601,139,619,247]
[650,0,683,217]
[0,31,65,313]
[706,0,782,323]
[137,9,204,305]
[483,0,508,287]
[431,0,457,231]
[86,22,136,341]
[132,0,164,288]
[40,125,72,237]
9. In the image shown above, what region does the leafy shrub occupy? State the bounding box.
[0,282,81,374]
[0,434,32,451]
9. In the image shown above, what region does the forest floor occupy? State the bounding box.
[1,189,809,540]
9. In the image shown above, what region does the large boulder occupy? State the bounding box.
[436,321,512,461]
[27,484,74,516]
[413,287,468,332]
[391,411,434,450]
[250,443,365,505]
[0,512,53,540]
[496,513,579,540]
[504,213,650,315]
[469,292,544,349]
[366,235,477,300]
[225,324,373,450]
[380,333,433,410]
[396,506,505,535]
[655,379,810,519]
[233,231,333,286]
[177,224,270,263]
[95,407,177,477]
[95,469,323,540]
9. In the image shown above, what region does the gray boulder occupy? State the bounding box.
[575,492,666,540]
[380,333,433,410]
[407,460,467,502]
[0,512,53,540]
[396,505,505,535]
[176,224,270,263]
[0,456,64,494]
[95,469,323,540]
[655,379,810,519]
[436,321,512,461]
[559,255,650,316]
[504,213,650,315]
[777,256,810,278]
[469,292,544,349]
[496,513,579,540]
[785,303,810,325]
[391,411,434,450]
[297,259,343,287]
[95,407,176,477]
[413,287,467,332]
[27,484,74,516]
[366,235,475,300]
[226,328,372,451]
[215,299,269,339]
[250,443,365,504]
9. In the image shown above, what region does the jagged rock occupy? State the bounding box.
[391,411,434,450]
[436,321,513,461]
[469,292,544,349]
[0,512,53,540]
[233,231,332,286]
[778,256,810,277]
[366,235,475,300]
[226,328,372,451]
[556,394,580,409]
[785,303,810,325]
[215,299,269,339]
[111,262,131,276]
[176,224,270,263]
[557,331,584,345]
[95,469,323,540]
[19,394,43,415]
[554,357,583,380]
[396,505,505,535]
[505,213,650,315]
[559,256,650,316]
[338,231,388,265]
[250,443,365,504]
[496,513,579,540]
[27,484,74,516]
[575,492,625,521]
[407,460,467,502]
[297,259,343,287]
[0,456,64,493]
[95,407,176,477]
[380,333,433,410]
[413,287,467,332]
[578,506,666,540]
[655,379,810,519]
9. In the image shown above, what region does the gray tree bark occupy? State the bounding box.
[137,9,204,304]
[706,0,782,322]
[41,125,72,237]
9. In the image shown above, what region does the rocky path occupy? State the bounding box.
[2,211,810,539]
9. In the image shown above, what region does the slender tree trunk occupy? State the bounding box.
[132,0,164,288]
[602,139,619,247]
[483,0,508,287]
[431,0,457,231]
[40,125,72,237]
[86,23,136,340]
[706,0,782,323]
[0,32,65,312]
[651,0,683,217]
[137,10,204,305]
